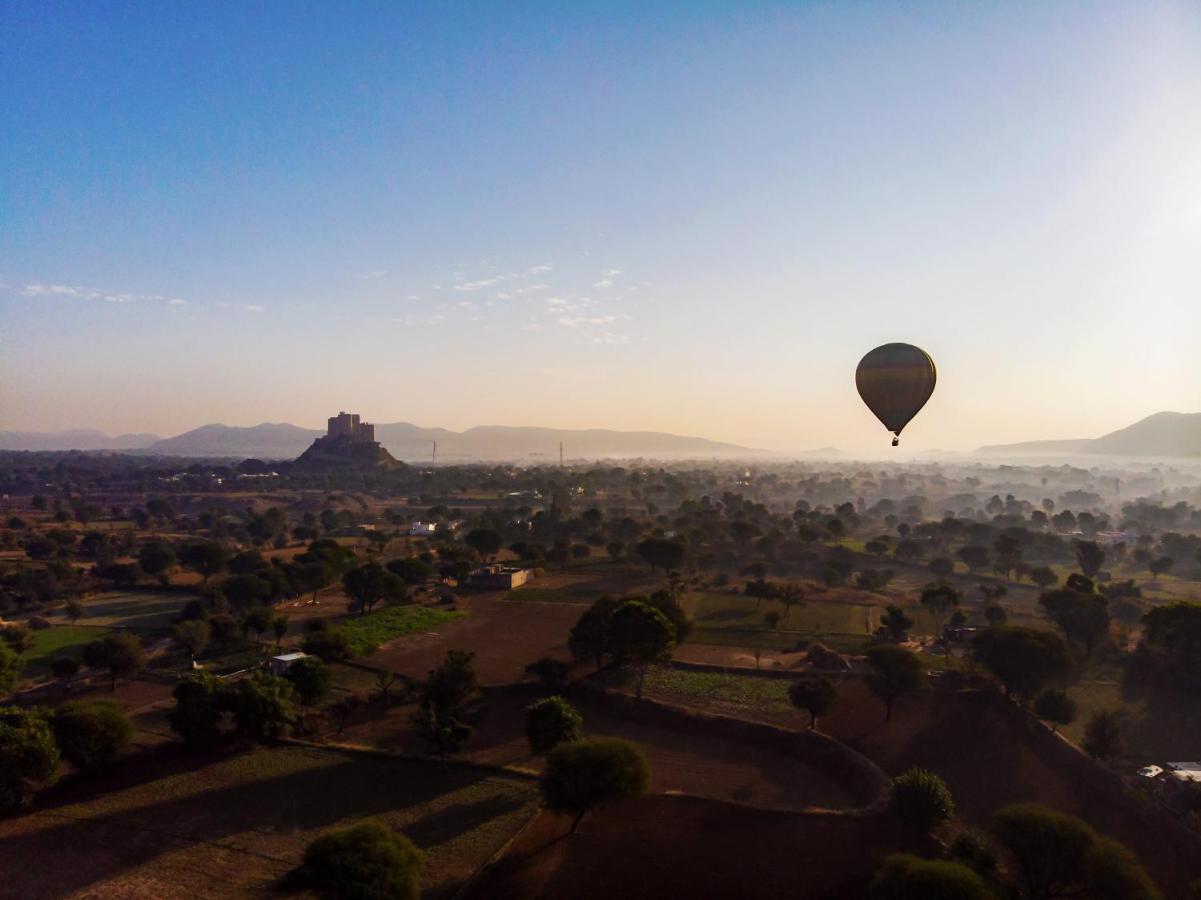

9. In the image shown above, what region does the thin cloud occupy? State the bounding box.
[167,298,187,306]
[245,304,265,312]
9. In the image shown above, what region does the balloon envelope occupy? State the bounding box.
[856,343,936,441]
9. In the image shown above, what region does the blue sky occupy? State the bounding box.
[3,2,1200,452]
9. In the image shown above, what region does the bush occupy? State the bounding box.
[948,829,997,878]
[892,767,954,832]
[525,656,571,690]
[540,737,649,832]
[295,819,424,900]
[51,701,132,773]
[227,672,296,743]
[1033,688,1077,733]
[870,853,987,899]
[169,672,227,747]
[0,708,60,813]
[525,696,583,755]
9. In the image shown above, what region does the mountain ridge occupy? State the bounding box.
[978,411,1201,458]
[1,421,761,460]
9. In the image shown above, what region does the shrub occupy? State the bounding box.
[525,696,583,755]
[295,819,423,900]
[51,701,132,773]
[0,708,60,813]
[870,853,987,899]
[892,767,954,832]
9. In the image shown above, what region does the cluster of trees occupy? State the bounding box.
[873,768,1161,899]
[568,595,679,697]
[0,701,133,814]
[167,660,330,748]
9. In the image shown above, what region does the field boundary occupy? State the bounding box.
[574,681,891,814]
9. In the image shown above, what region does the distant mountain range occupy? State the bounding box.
[979,411,1201,458]
[0,429,162,452]
[0,421,760,461]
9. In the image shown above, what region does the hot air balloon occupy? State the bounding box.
[856,343,936,446]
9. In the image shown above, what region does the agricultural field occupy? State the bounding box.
[22,624,114,677]
[0,746,538,900]
[340,603,463,657]
[67,590,191,631]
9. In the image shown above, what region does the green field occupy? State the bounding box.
[73,590,191,630]
[341,604,463,657]
[0,745,537,899]
[605,665,795,717]
[24,625,114,676]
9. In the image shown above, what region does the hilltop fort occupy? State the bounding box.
[293,411,400,469]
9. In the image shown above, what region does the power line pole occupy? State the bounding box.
[559,441,563,468]
[432,440,437,466]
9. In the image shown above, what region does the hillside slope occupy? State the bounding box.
[979,411,1201,457]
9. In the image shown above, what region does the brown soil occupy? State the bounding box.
[465,795,926,900]
[364,594,583,685]
[338,686,854,812]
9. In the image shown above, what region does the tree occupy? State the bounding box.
[1148,556,1174,580]
[51,701,132,773]
[525,695,583,754]
[240,605,275,641]
[958,545,990,574]
[412,650,481,753]
[168,672,226,747]
[342,563,407,616]
[929,557,954,579]
[178,541,230,583]
[634,537,685,572]
[137,541,177,584]
[788,675,835,730]
[64,598,86,624]
[608,600,675,699]
[525,657,571,691]
[331,694,363,735]
[83,632,145,691]
[295,819,423,900]
[1141,601,1201,686]
[0,641,23,698]
[879,605,914,642]
[1082,709,1121,761]
[227,671,296,743]
[973,626,1072,700]
[2,623,35,655]
[991,804,1097,900]
[50,656,80,691]
[1039,588,1110,656]
[540,737,649,833]
[1028,566,1057,590]
[464,528,503,561]
[870,853,987,900]
[284,656,331,707]
[272,614,289,650]
[920,582,961,659]
[1075,540,1106,578]
[386,556,432,585]
[173,619,211,660]
[865,645,926,723]
[1033,688,1077,734]
[892,767,954,831]
[0,708,60,814]
[568,596,623,671]
[302,625,352,662]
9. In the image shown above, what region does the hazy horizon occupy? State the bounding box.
[4,2,1200,454]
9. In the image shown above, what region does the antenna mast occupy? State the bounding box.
[432,440,437,466]
[559,441,563,467]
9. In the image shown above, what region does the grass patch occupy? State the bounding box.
[342,604,462,657]
[74,590,191,631]
[635,666,793,716]
[23,625,113,677]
